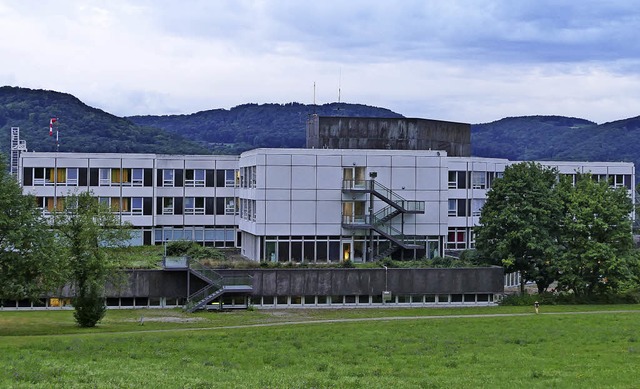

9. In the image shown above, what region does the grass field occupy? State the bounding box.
[2,306,639,388]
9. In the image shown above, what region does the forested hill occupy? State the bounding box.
[2,86,640,176]
[0,86,209,154]
[128,102,403,154]
[472,116,640,172]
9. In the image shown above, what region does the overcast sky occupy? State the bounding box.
[1,0,639,124]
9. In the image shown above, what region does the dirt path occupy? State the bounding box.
[43,309,640,337]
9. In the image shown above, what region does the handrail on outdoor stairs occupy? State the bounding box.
[185,260,253,313]
[341,179,425,259]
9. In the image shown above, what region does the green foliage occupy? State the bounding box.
[555,175,636,297]
[0,155,67,300]
[477,164,638,298]
[129,102,403,154]
[108,245,164,269]
[0,86,210,155]
[2,307,640,387]
[475,162,561,293]
[340,259,355,268]
[166,241,224,260]
[72,291,106,327]
[53,192,131,327]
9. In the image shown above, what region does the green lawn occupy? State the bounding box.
[1,306,639,388]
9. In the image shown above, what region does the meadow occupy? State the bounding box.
[1,305,639,388]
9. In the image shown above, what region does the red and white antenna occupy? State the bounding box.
[49,117,59,151]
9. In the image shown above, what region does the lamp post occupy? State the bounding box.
[383,265,388,290]
[382,265,391,304]
[164,238,168,259]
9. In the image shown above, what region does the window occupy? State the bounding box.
[66,168,78,186]
[448,199,469,217]
[225,170,236,187]
[185,169,205,187]
[111,168,122,184]
[343,166,367,188]
[252,200,257,221]
[446,227,467,250]
[250,166,256,187]
[184,197,205,215]
[472,199,485,217]
[609,174,630,189]
[35,197,56,214]
[33,168,55,186]
[99,169,111,186]
[131,168,144,186]
[471,171,486,189]
[110,197,122,212]
[469,229,476,249]
[448,199,457,216]
[448,171,467,189]
[98,197,110,207]
[240,167,247,188]
[163,169,174,187]
[131,197,143,215]
[163,197,174,215]
[225,197,238,215]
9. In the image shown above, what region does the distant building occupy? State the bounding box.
[306,115,471,156]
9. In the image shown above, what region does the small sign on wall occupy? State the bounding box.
[382,290,392,302]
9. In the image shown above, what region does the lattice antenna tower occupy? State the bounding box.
[10,127,27,181]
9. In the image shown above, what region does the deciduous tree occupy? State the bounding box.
[475,162,561,294]
[0,158,66,300]
[555,175,636,296]
[53,192,131,327]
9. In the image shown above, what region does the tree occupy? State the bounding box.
[475,162,561,294]
[555,175,636,297]
[0,158,67,301]
[53,192,131,327]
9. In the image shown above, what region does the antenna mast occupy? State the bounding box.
[338,68,341,103]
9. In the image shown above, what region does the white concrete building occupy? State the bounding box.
[18,150,635,262]
[20,152,241,247]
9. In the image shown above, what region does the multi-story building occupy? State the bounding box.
[19,153,241,248]
[18,149,635,262]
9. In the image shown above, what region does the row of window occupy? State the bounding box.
[240,199,258,221]
[35,196,239,216]
[156,197,238,216]
[448,171,502,190]
[154,226,236,245]
[448,171,633,191]
[448,198,486,217]
[446,227,474,250]
[24,167,239,188]
[239,166,257,188]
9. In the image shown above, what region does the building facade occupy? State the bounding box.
[20,153,241,247]
[19,150,635,262]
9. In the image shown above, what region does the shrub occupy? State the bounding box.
[166,241,224,260]
[341,259,355,268]
[73,292,106,327]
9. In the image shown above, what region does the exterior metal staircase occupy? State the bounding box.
[342,179,425,260]
[185,261,253,312]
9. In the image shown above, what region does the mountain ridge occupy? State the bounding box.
[2,86,639,180]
